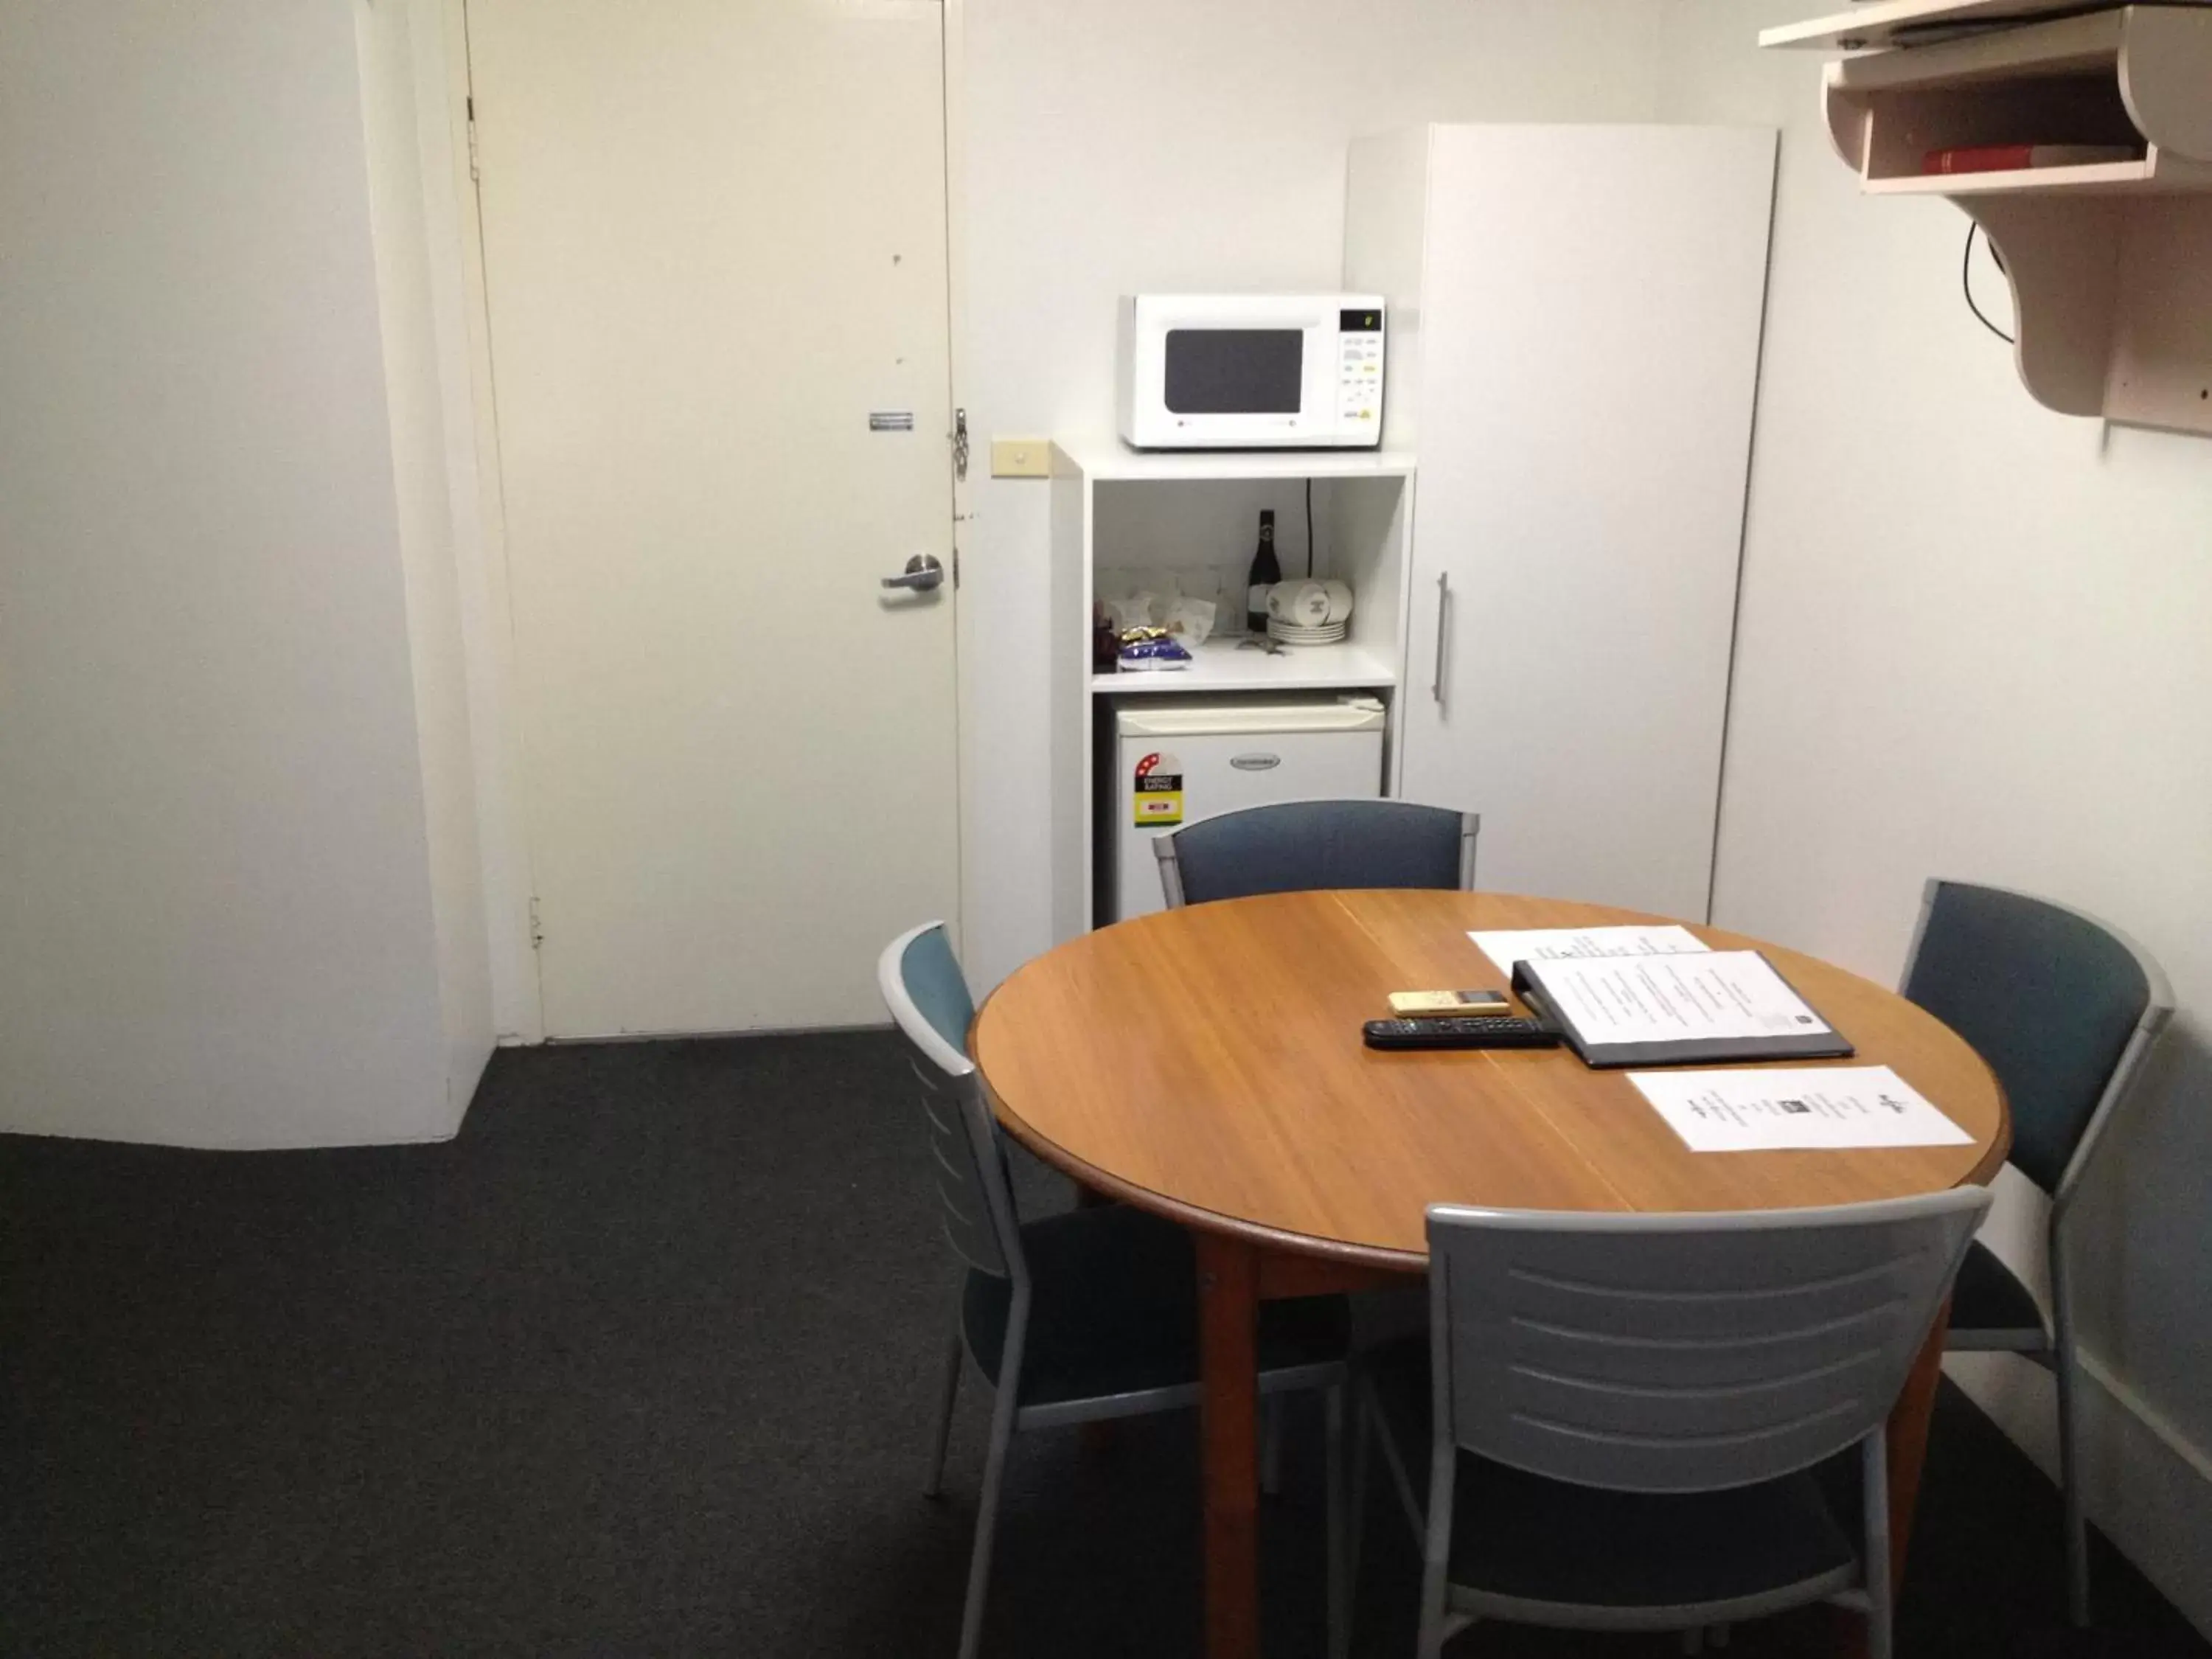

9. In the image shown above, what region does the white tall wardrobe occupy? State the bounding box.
[1348,125,1775,920]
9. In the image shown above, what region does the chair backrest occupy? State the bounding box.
[1156,799,1478,908]
[1426,1191,1989,1495]
[877,922,1021,1283]
[1900,879,2172,1198]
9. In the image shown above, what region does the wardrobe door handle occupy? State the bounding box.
[1430,571,1452,706]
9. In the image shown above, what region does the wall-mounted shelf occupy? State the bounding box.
[1091,637,1397,695]
[1762,0,2211,52]
[1860,153,2212,197]
[1773,3,2212,435]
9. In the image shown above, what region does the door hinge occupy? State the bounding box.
[528,896,543,950]
[466,96,481,184]
[952,408,969,483]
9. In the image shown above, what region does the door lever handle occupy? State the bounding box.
[882,554,945,593]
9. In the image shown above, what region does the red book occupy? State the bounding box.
[1924,143,2141,175]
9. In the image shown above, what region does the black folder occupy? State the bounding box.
[1512,951,1856,1070]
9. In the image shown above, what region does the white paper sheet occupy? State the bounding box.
[1630,1067,1973,1152]
[1529,950,1829,1045]
[1467,925,1708,970]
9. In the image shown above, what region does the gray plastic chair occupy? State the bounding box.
[1354,1192,1990,1659]
[1154,799,1480,909]
[877,922,1354,1659]
[1899,878,2172,1627]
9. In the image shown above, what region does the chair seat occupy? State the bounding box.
[962,1205,1349,1408]
[1366,1336,1858,1618]
[1945,1239,2049,1345]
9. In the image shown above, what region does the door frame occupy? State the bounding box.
[419,0,973,1041]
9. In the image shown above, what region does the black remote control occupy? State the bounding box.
[1362,1016,1560,1051]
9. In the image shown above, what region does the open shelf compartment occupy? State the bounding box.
[1080,462,1408,695]
[1792,3,2212,434]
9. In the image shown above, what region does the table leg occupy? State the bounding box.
[1197,1229,1262,1659]
[1791,1298,1954,1659]
[1804,1297,1954,1658]
[1885,1296,1952,1590]
[1074,1186,1124,1459]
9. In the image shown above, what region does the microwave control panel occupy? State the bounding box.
[1335,307,1385,433]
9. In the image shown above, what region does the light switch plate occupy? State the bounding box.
[990,437,1051,479]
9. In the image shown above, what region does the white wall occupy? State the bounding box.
[355,0,498,1111]
[1660,1,2212,1630]
[956,0,1671,989]
[0,1,492,1147]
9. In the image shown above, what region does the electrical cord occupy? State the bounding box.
[1304,476,1315,580]
[1962,222,2015,344]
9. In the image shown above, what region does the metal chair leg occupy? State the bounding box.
[924,1322,963,1499]
[956,1289,1028,1659]
[1863,1429,1894,1659]
[1414,1443,1455,1659]
[1325,1383,1349,1659]
[2055,1341,2093,1627]
[957,1375,1021,1659]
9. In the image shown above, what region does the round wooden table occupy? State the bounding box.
[972,891,2008,1659]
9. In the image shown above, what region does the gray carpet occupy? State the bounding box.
[0,1031,2204,1657]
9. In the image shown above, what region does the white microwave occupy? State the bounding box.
[1117,293,1385,450]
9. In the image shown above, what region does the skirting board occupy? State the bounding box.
[1947,1348,2212,1638]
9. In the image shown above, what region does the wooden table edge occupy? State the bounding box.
[975,1052,1430,1280]
[1959,1096,2015,1186]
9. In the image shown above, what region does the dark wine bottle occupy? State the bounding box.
[1245,509,1281,637]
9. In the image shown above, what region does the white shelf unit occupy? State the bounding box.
[1051,438,1418,484]
[1091,637,1402,695]
[1783,3,2212,434]
[1047,439,1415,940]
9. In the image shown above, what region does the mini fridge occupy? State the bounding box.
[1110,695,1388,922]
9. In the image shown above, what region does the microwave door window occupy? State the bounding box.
[1163,329,1304,414]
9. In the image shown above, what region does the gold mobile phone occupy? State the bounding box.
[1388,988,1512,1019]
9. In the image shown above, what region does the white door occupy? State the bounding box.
[467,0,960,1037]
[1389,125,1775,920]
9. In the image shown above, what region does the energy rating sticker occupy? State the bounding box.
[1133,751,1183,827]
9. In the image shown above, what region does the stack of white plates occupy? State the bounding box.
[1267,617,1349,646]
[1265,580,1355,633]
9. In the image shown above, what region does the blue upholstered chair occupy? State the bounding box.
[1154,799,1480,909]
[1357,1193,1989,1659]
[1899,878,2172,1627]
[877,922,1353,1659]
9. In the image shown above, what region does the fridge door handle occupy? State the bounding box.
[1430,571,1452,706]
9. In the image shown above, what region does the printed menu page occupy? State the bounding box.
[1532,950,1829,1045]
[1630,1066,1973,1152]
[1468,925,1708,970]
